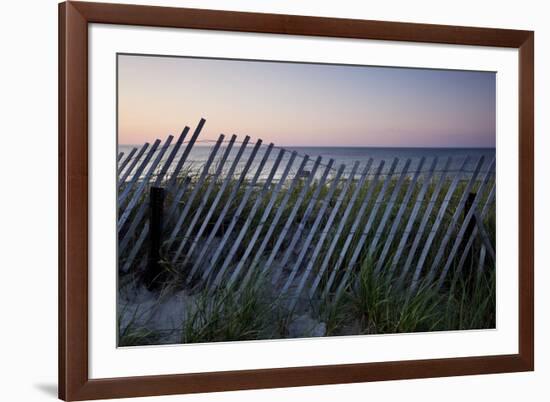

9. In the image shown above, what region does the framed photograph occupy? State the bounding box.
[59,1,534,400]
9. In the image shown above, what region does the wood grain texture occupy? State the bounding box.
[59,2,89,400]
[211,143,274,288]
[518,32,534,369]
[73,1,531,47]
[59,1,534,400]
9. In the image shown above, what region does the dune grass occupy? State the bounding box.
[316,256,495,337]
[119,255,495,347]
[118,165,496,346]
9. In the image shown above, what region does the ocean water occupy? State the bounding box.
[119,143,496,181]
[283,146,494,175]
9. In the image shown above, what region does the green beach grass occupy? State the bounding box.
[118,169,495,346]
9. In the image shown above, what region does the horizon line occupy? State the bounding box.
[118,142,496,149]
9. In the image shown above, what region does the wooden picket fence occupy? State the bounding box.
[117,119,496,304]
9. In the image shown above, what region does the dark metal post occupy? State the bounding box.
[145,186,165,289]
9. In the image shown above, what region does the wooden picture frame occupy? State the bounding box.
[59,1,534,400]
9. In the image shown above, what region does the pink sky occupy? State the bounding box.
[118,54,496,148]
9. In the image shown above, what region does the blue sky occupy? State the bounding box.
[118,54,496,147]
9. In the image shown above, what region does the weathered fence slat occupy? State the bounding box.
[445,209,495,290]
[144,187,165,289]
[396,157,453,286]
[118,147,137,176]
[407,157,469,291]
[165,135,225,251]
[453,183,495,280]
[118,136,173,231]
[318,160,386,299]
[473,211,496,262]
[117,120,496,301]
[308,159,373,299]
[153,131,187,186]
[292,161,361,303]
[121,131,205,271]
[122,220,150,273]
[271,159,335,287]
[185,140,262,282]
[282,163,347,304]
[118,139,160,208]
[166,121,204,189]
[171,135,240,263]
[408,156,476,292]
[159,125,199,215]
[240,155,311,292]
[118,136,181,243]
[259,156,324,286]
[119,131,187,255]
[367,158,413,259]
[334,158,400,297]
[390,157,439,274]
[123,127,194,268]
[120,126,191,246]
[210,144,280,288]
[478,245,487,277]
[374,157,427,274]
[119,142,150,186]
[434,159,495,288]
[119,157,194,272]
[229,151,297,289]
[192,140,264,284]
[422,156,486,287]
[164,177,192,229]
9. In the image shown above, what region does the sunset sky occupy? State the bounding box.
[117,54,496,148]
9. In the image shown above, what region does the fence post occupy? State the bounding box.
[145,186,165,289]
[464,192,477,236]
[463,192,477,278]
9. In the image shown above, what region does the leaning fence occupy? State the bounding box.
[117,118,496,305]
